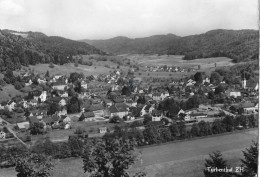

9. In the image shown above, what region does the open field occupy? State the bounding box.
[26,63,113,77]
[123,54,235,69]
[1,129,256,177]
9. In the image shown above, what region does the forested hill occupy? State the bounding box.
[0,30,106,72]
[82,29,259,63]
[82,34,180,55]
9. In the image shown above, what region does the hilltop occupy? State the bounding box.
[82,29,259,63]
[0,29,106,72]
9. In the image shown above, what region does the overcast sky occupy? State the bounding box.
[0,0,258,40]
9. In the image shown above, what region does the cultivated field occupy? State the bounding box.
[1,129,256,177]
[123,54,235,69]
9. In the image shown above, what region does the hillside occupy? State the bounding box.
[82,29,259,62]
[0,30,106,72]
[83,34,180,55]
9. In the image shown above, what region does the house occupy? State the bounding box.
[25,79,33,86]
[86,104,105,117]
[152,93,161,101]
[52,81,67,91]
[99,127,107,134]
[230,91,241,98]
[17,122,30,131]
[37,78,47,84]
[6,100,16,111]
[39,91,47,102]
[151,110,162,122]
[28,116,40,126]
[29,99,38,107]
[81,81,88,89]
[190,113,207,119]
[109,103,129,118]
[241,102,258,114]
[49,97,67,107]
[0,131,6,139]
[79,111,95,122]
[60,115,71,124]
[57,107,67,116]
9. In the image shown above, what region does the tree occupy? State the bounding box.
[14,153,54,177]
[177,121,187,138]
[221,116,234,132]
[82,138,142,177]
[45,70,50,78]
[191,123,200,137]
[214,85,225,95]
[67,96,80,113]
[169,123,180,138]
[143,114,152,125]
[48,62,55,68]
[211,119,225,134]
[109,115,122,123]
[47,102,60,115]
[210,72,222,84]
[240,141,258,177]
[194,72,203,83]
[204,151,232,177]
[14,81,23,90]
[198,120,209,136]
[143,126,161,144]
[159,128,172,142]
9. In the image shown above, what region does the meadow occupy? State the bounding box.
[1,129,256,177]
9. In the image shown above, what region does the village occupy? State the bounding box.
[0,63,258,147]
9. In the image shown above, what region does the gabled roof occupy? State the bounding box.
[82,111,95,118]
[87,104,104,111]
[28,116,39,124]
[109,103,129,113]
[241,102,255,108]
[17,122,30,129]
[49,97,64,103]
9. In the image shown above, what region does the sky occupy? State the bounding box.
[0,0,258,40]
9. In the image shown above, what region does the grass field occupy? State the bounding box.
[0,84,27,102]
[1,129,256,177]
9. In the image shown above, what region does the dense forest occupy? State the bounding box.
[83,29,259,63]
[0,30,106,72]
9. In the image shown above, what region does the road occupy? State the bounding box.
[135,128,258,167]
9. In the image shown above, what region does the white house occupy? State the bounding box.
[6,100,16,111]
[39,91,47,102]
[230,91,241,98]
[81,81,88,89]
[25,79,33,86]
[99,127,107,134]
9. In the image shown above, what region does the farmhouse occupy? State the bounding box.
[86,104,105,117]
[109,103,129,118]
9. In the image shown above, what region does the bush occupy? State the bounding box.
[49,62,55,68]
[14,81,23,90]
[75,126,85,134]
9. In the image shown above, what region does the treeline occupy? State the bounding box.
[0,114,257,168]
[168,29,259,63]
[0,30,105,72]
